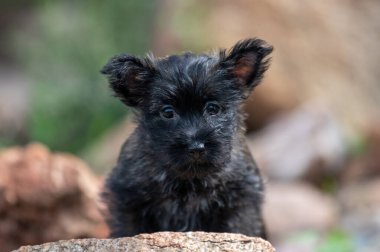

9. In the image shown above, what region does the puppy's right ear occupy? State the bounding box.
[101,54,155,107]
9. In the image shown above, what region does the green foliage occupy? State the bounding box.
[319,175,338,194]
[317,230,354,252]
[282,230,354,252]
[347,133,369,157]
[15,0,156,153]
[286,230,320,247]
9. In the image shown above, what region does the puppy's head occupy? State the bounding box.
[102,38,273,178]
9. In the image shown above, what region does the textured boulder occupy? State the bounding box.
[14,232,275,252]
[0,143,108,251]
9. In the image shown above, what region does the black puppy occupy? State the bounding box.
[101,38,273,238]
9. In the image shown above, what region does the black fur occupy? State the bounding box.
[101,38,273,238]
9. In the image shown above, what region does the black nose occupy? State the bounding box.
[188,142,205,158]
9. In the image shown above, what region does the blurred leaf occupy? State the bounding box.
[347,133,369,157]
[319,175,338,193]
[317,230,354,252]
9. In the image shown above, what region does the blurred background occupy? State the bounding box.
[0,0,379,251]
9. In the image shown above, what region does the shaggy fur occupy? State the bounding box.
[101,38,273,238]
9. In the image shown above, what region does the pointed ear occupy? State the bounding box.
[101,54,155,107]
[220,38,273,97]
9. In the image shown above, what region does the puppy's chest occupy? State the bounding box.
[161,192,215,214]
[152,191,225,231]
[137,178,242,230]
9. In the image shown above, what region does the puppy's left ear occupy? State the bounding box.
[220,38,273,96]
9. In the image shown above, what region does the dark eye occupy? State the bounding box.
[160,105,175,119]
[205,102,221,116]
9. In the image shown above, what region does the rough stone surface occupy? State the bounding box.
[14,232,275,252]
[0,143,108,251]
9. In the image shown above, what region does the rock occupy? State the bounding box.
[263,182,339,242]
[247,103,346,182]
[14,232,275,252]
[0,143,108,251]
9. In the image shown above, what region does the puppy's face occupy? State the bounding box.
[138,58,241,178]
[102,39,273,178]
